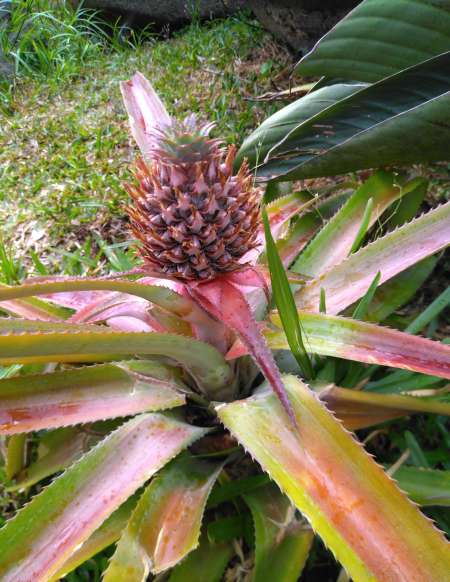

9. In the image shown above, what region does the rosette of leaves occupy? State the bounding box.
[0,73,449,581]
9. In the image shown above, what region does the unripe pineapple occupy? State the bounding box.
[121,73,261,282]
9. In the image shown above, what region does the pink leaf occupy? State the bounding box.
[120,72,171,158]
[189,276,296,425]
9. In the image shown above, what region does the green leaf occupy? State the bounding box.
[405,286,450,334]
[296,0,450,82]
[0,362,185,434]
[217,375,450,581]
[262,206,313,379]
[0,414,206,581]
[0,330,233,397]
[295,201,450,314]
[4,434,27,480]
[168,536,233,582]
[103,454,223,579]
[364,257,437,323]
[244,483,314,582]
[208,474,270,508]
[291,172,402,276]
[392,466,450,507]
[241,53,450,181]
[7,427,102,492]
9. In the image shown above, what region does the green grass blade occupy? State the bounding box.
[262,206,313,379]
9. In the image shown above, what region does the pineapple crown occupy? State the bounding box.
[121,72,262,282]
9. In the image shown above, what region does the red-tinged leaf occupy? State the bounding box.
[104,455,223,579]
[296,201,450,313]
[318,384,450,430]
[291,172,405,277]
[267,312,450,379]
[0,283,68,322]
[0,362,185,434]
[168,536,233,582]
[0,330,233,397]
[50,496,139,581]
[244,483,314,582]
[217,376,450,581]
[189,277,297,425]
[7,427,101,491]
[0,413,206,582]
[276,212,318,268]
[0,279,201,323]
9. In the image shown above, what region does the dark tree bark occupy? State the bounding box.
[248,0,361,55]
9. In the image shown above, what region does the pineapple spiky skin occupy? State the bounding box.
[127,118,261,281]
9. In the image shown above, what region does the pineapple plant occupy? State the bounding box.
[0,66,449,582]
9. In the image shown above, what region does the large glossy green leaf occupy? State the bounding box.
[0,330,233,397]
[244,483,314,582]
[296,0,450,82]
[266,311,450,379]
[0,413,206,581]
[295,201,450,314]
[104,455,223,580]
[0,362,184,434]
[217,376,450,581]
[239,53,450,181]
[318,384,450,430]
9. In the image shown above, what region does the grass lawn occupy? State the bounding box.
[0,7,290,276]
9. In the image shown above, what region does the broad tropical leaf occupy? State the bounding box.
[295,201,450,314]
[0,414,206,581]
[0,362,185,434]
[104,455,223,579]
[218,376,450,581]
[239,53,450,181]
[296,0,450,82]
[244,483,314,582]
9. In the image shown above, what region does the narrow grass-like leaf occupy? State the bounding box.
[262,206,313,379]
[365,257,437,323]
[208,474,270,508]
[295,201,450,313]
[0,362,184,434]
[244,483,314,582]
[217,376,450,581]
[104,455,223,579]
[267,312,450,379]
[404,430,430,468]
[168,536,233,582]
[319,385,450,430]
[405,286,450,334]
[392,467,450,507]
[0,330,232,396]
[351,272,380,321]
[0,414,206,581]
[349,197,373,255]
[292,172,402,276]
